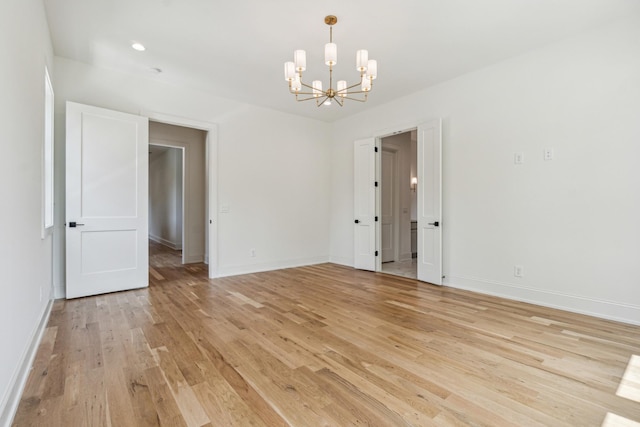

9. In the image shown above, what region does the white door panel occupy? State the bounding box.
[353,138,376,271]
[66,102,149,298]
[417,119,442,285]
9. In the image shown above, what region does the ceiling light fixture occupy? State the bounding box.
[131,42,146,51]
[284,15,377,107]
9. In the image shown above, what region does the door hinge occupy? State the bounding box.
[375,216,379,222]
[374,181,378,187]
[374,146,378,152]
[375,251,379,256]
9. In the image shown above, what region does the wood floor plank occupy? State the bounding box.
[191,380,268,427]
[151,346,210,427]
[122,366,161,426]
[18,326,58,401]
[144,366,188,427]
[12,240,640,426]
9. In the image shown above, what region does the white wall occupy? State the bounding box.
[150,121,209,262]
[149,146,183,250]
[0,0,54,424]
[52,57,331,294]
[330,16,640,325]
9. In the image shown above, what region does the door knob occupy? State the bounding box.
[428,221,439,227]
[354,219,360,224]
[69,221,85,228]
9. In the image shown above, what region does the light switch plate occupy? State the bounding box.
[514,153,524,165]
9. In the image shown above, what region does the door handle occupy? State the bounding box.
[69,221,85,228]
[354,219,360,224]
[428,221,439,227]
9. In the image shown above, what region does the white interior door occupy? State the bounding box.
[66,102,149,298]
[381,148,396,263]
[417,119,442,285]
[353,138,376,271]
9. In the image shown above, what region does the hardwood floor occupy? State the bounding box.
[13,246,640,426]
[149,240,184,269]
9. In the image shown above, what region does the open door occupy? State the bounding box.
[417,119,442,284]
[353,138,377,271]
[66,102,149,298]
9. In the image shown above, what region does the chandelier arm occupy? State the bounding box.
[343,81,364,91]
[352,80,374,94]
[340,93,369,102]
[334,81,366,98]
[299,81,316,90]
[295,95,324,102]
[333,96,344,107]
[289,88,317,95]
[316,95,330,107]
[341,97,367,103]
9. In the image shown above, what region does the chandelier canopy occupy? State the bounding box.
[284,15,377,107]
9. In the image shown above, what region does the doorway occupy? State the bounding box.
[64,102,219,299]
[144,111,218,278]
[148,121,207,270]
[352,119,441,284]
[149,144,185,267]
[379,130,418,279]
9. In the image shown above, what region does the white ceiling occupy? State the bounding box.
[43,0,639,122]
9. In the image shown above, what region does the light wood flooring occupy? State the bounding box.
[13,244,640,426]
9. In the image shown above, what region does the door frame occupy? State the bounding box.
[142,111,219,279]
[373,121,441,277]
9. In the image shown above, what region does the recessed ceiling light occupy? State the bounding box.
[131,42,146,51]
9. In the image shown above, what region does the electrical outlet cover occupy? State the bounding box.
[514,265,524,277]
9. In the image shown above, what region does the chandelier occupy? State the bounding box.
[283,15,377,107]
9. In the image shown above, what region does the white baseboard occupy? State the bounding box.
[149,234,182,250]
[328,255,353,267]
[184,254,204,264]
[445,274,640,326]
[0,299,54,427]
[53,283,65,299]
[218,256,330,277]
